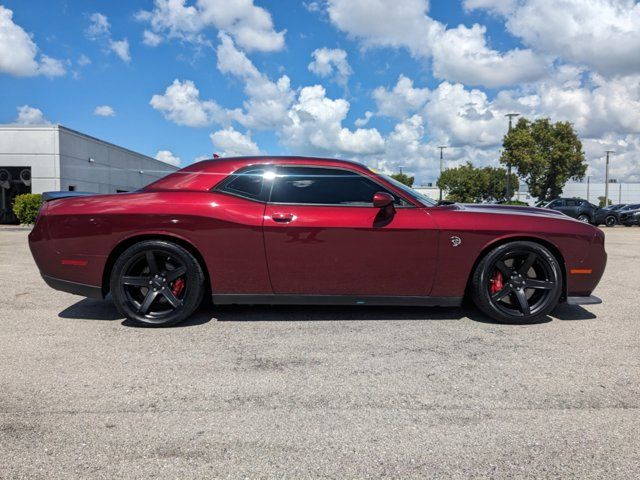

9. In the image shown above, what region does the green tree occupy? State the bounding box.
[389,172,414,187]
[501,118,586,202]
[436,162,518,203]
[598,196,612,208]
[12,193,43,224]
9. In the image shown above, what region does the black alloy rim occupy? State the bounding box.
[488,249,557,317]
[605,216,616,227]
[121,250,187,320]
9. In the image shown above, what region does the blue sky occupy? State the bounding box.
[2,0,640,184]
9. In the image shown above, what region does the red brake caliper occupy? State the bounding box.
[171,277,185,297]
[489,269,503,294]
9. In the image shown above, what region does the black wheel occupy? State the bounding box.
[577,214,590,223]
[471,241,562,324]
[110,240,205,327]
[604,215,617,227]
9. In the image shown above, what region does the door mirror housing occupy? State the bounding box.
[373,192,394,208]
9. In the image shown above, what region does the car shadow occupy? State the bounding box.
[211,304,468,322]
[551,303,598,321]
[58,297,122,321]
[58,298,596,326]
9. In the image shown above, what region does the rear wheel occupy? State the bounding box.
[577,214,590,223]
[110,240,204,327]
[471,241,562,324]
[604,215,617,227]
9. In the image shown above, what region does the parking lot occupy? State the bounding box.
[1,226,639,478]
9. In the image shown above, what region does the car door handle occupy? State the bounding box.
[272,213,295,223]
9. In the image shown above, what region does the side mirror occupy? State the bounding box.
[373,191,394,208]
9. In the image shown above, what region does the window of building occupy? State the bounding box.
[68,185,76,191]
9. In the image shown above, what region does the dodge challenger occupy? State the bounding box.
[29,156,606,327]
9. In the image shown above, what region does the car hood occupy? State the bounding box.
[452,203,570,219]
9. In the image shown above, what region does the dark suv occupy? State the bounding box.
[544,198,598,223]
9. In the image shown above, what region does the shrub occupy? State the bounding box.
[12,193,43,225]
[502,200,528,206]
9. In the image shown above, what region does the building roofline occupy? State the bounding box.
[0,123,179,170]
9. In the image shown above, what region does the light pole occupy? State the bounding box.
[586,176,590,203]
[604,150,614,207]
[505,113,520,200]
[398,165,406,175]
[437,145,447,202]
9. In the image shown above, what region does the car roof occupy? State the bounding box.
[143,156,375,192]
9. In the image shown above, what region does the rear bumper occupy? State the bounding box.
[566,295,602,306]
[42,274,103,299]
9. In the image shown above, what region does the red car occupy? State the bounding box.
[29,156,606,327]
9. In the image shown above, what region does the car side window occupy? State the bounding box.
[216,167,270,201]
[549,200,564,207]
[269,166,405,206]
[565,200,577,207]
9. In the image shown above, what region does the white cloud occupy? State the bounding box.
[354,111,373,127]
[150,79,225,127]
[0,5,65,77]
[210,127,261,156]
[110,39,131,63]
[431,24,548,88]
[155,150,182,166]
[325,0,546,88]
[282,85,385,155]
[86,13,131,63]
[78,54,91,66]
[137,0,285,52]
[15,105,50,125]
[326,0,440,57]
[308,47,352,86]
[215,33,294,130]
[142,29,163,47]
[463,0,516,15]
[467,0,640,77]
[373,75,430,119]
[93,105,116,117]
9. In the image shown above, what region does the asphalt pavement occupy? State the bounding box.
[1,226,639,479]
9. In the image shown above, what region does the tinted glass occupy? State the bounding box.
[218,167,268,200]
[565,200,577,206]
[270,166,396,206]
[548,200,563,207]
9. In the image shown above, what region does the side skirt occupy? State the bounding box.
[212,294,462,307]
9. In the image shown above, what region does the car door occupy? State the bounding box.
[262,165,438,297]
[562,199,580,218]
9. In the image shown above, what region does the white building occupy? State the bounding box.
[0,124,179,223]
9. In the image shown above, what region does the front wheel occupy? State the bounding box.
[110,240,205,327]
[471,241,563,324]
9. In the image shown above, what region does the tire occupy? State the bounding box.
[577,214,590,223]
[604,215,617,227]
[471,241,563,324]
[110,240,205,327]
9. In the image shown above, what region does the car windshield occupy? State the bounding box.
[378,173,438,207]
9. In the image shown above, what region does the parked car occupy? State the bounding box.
[29,156,606,327]
[593,203,627,227]
[619,204,640,226]
[543,198,599,223]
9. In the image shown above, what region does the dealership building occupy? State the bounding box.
[0,124,179,224]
